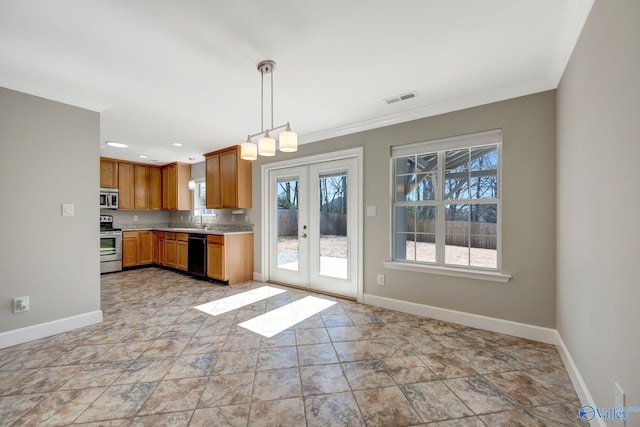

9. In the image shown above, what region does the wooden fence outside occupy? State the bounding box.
[278,209,495,249]
[407,219,496,249]
[278,209,347,237]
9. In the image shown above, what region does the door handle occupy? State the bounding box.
[299,233,308,238]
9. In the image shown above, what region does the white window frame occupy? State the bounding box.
[384,129,511,283]
[192,179,216,216]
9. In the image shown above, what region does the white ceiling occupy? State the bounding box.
[0,0,593,165]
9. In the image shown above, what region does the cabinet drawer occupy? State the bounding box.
[165,232,176,240]
[123,231,138,239]
[207,235,224,245]
[176,233,189,242]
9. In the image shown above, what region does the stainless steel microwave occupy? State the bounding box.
[100,188,119,209]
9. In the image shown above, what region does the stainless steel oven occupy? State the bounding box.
[100,215,122,273]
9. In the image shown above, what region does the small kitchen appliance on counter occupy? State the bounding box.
[100,215,122,273]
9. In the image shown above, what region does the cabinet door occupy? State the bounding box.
[152,232,159,264]
[100,159,118,189]
[205,154,221,209]
[158,237,165,265]
[207,243,225,280]
[220,149,238,208]
[165,239,176,267]
[176,241,188,271]
[138,231,153,265]
[118,163,135,210]
[122,232,138,267]
[134,165,150,210]
[162,166,170,210]
[176,163,192,211]
[168,165,177,210]
[149,167,162,210]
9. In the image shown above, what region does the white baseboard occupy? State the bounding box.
[0,310,103,349]
[363,294,557,344]
[253,272,264,282]
[555,331,605,426]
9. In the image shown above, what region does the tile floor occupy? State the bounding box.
[0,268,584,426]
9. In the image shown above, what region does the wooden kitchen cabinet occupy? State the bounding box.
[207,233,253,285]
[134,164,150,209]
[176,233,189,271]
[162,162,191,210]
[100,158,118,189]
[122,230,153,267]
[118,162,135,210]
[164,232,176,268]
[149,167,162,210]
[203,145,252,209]
[156,232,165,266]
[137,231,153,265]
[122,231,138,268]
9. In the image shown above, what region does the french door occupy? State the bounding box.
[268,157,358,299]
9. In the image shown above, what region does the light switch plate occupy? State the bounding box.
[366,206,377,216]
[62,203,74,216]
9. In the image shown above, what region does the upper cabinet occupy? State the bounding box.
[101,157,164,211]
[118,162,135,210]
[149,167,162,210]
[162,162,192,211]
[203,145,252,209]
[100,158,118,189]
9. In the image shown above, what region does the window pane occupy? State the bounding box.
[445,170,470,200]
[469,146,498,199]
[470,146,498,171]
[276,178,299,271]
[395,206,414,234]
[469,203,497,268]
[445,149,469,171]
[445,204,470,266]
[395,156,416,175]
[396,233,415,261]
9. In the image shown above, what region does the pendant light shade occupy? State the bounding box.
[279,124,298,152]
[258,132,276,156]
[241,139,258,161]
[188,179,196,190]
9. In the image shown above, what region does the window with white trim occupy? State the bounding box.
[193,180,216,216]
[392,129,501,270]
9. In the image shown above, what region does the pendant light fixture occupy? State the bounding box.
[241,60,298,161]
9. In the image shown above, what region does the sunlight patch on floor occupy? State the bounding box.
[193,286,286,317]
[239,296,336,337]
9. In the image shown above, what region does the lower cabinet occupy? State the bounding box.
[122,230,153,267]
[124,230,253,283]
[207,233,253,285]
[165,232,176,268]
[176,233,188,271]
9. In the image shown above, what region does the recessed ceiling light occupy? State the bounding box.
[139,155,148,159]
[188,157,196,161]
[106,141,128,148]
[172,143,183,147]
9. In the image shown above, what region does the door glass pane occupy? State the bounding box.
[276,177,299,271]
[318,171,348,279]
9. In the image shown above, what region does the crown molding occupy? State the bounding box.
[548,0,595,86]
[0,72,110,112]
[299,77,554,145]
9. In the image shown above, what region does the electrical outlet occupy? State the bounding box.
[13,296,29,313]
[133,215,138,221]
[377,274,385,285]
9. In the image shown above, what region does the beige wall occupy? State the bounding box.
[251,90,557,327]
[557,0,640,414]
[0,88,101,333]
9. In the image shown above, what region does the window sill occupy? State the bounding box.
[383,261,511,283]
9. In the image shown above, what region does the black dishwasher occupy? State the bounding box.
[187,234,207,278]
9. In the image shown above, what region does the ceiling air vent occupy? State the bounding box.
[384,91,417,105]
